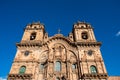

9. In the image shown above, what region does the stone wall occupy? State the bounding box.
[108,76,120,80]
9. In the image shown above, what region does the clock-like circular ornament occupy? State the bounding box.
[88,50,93,56]
[24,51,29,56]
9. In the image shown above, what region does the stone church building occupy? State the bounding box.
[7,21,119,80]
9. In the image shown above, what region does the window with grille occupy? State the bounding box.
[90,65,97,74]
[30,32,36,40]
[19,66,26,74]
[55,61,61,71]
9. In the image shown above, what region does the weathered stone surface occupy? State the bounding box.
[8,21,109,80]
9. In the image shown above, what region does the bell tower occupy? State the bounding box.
[73,21,96,42]
[7,22,47,80]
[21,22,45,42]
[72,21,108,79]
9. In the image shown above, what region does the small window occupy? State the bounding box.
[40,64,45,70]
[30,32,36,40]
[81,32,88,39]
[62,76,66,80]
[19,66,26,74]
[56,77,60,80]
[72,64,77,69]
[24,51,29,56]
[34,26,37,29]
[55,61,61,71]
[81,26,84,28]
[90,65,97,74]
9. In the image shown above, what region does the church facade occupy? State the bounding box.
[8,21,108,80]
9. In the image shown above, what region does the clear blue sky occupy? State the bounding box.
[0,0,120,79]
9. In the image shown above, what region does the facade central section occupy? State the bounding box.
[39,39,78,80]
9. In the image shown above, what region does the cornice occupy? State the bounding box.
[14,59,39,63]
[16,42,42,47]
[81,59,103,62]
[82,73,108,79]
[8,74,32,79]
[76,42,102,47]
[25,28,44,30]
[16,36,101,48]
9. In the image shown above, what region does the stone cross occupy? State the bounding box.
[58,29,61,34]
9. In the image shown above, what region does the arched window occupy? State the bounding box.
[55,61,61,71]
[62,76,66,80]
[40,62,46,70]
[81,32,88,39]
[30,32,36,40]
[90,65,97,74]
[19,66,26,74]
[56,77,60,80]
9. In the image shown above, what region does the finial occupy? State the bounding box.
[38,21,40,23]
[78,20,81,23]
[58,28,61,34]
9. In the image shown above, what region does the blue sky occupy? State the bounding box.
[0,0,120,79]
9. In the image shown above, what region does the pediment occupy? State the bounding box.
[46,34,74,46]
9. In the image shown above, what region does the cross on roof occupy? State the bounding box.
[58,29,61,34]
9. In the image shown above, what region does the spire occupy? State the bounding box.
[58,28,61,34]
